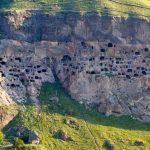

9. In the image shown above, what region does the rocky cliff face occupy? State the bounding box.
[0,11,149,122]
[0,11,150,44]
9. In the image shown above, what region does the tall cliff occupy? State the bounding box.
[0,11,150,122]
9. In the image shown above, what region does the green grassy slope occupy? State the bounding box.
[2,82,150,150]
[0,0,150,19]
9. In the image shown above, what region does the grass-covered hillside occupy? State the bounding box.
[0,0,150,19]
[1,82,150,150]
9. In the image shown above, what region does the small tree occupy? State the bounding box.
[13,137,24,149]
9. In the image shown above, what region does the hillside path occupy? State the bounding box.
[84,120,100,150]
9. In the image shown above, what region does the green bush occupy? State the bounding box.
[13,137,24,149]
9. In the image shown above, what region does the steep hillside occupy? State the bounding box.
[0,0,150,20]
[2,82,150,150]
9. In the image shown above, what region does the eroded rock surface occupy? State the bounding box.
[0,106,18,128]
[0,11,150,122]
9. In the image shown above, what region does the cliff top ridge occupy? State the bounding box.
[0,0,150,20]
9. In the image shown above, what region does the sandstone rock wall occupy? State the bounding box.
[0,11,150,44]
[0,11,149,122]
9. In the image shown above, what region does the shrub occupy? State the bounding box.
[13,137,24,149]
[0,131,4,145]
[0,132,4,141]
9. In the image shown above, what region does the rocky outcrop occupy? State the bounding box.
[0,11,149,122]
[0,39,55,105]
[55,42,150,122]
[7,127,40,144]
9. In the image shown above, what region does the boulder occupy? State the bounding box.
[54,130,73,142]
[103,140,114,150]
[28,131,40,144]
[134,141,144,146]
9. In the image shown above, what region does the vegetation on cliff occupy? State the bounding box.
[1,82,150,150]
[0,0,150,20]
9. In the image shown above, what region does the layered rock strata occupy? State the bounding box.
[0,11,149,122]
